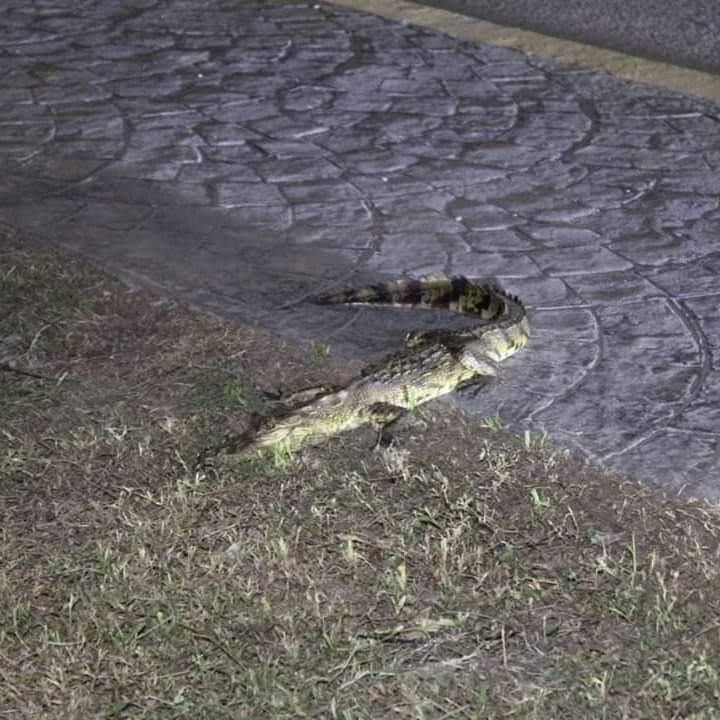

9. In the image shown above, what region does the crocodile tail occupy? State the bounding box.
[311,274,505,320]
[466,287,531,360]
[490,287,528,327]
[405,285,529,352]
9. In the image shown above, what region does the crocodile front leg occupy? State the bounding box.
[365,401,408,448]
[276,384,345,410]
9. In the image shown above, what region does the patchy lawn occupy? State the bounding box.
[2,226,720,719]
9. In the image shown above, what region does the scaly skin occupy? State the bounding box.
[207,275,530,461]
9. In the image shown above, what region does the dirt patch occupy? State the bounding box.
[2,226,720,719]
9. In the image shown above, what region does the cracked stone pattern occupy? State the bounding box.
[1,0,719,499]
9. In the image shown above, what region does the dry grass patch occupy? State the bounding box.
[2,228,720,719]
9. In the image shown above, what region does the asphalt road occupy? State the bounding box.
[415,0,720,74]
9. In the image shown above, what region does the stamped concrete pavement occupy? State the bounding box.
[1,0,719,499]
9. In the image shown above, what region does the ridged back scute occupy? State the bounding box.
[311,274,506,322]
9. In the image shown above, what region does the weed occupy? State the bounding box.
[309,339,331,361]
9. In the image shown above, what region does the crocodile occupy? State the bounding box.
[201,274,530,463]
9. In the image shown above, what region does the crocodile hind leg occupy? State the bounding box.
[458,346,499,377]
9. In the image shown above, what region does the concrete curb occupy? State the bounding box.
[329,0,720,101]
